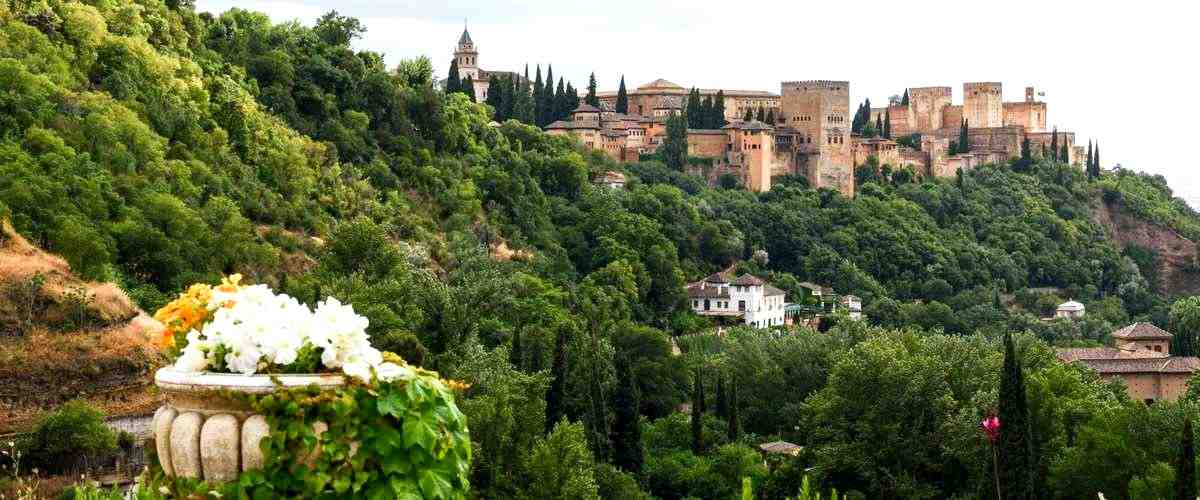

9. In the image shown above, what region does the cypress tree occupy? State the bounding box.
[545,329,567,433]
[510,327,523,371]
[691,368,704,454]
[554,77,567,123]
[1050,127,1059,162]
[662,113,688,171]
[998,333,1036,500]
[756,107,766,122]
[765,108,775,126]
[532,65,544,124]
[446,58,461,94]
[714,90,727,127]
[958,119,969,154]
[700,95,714,128]
[461,75,475,102]
[611,356,643,475]
[1093,143,1100,172]
[901,89,910,106]
[714,375,728,419]
[743,108,753,122]
[542,65,555,126]
[615,76,628,114]
[875,114,884,137]
[587,357,610,461]
[586,72,599,106]
[686,88,702,128]
[1060,142,1069,166]
[566,82,580,113]
[1176,418,1196,500]
[882,109,891,138]
[727,380,740,442]
[1086,141,1094,178]
[513,79,535,124]
[485,75,502,115]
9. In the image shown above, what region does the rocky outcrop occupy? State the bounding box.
[1094,200,1200,297]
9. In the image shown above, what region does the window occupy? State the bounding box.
[1154,345,1162,352]
[738,300,746,311]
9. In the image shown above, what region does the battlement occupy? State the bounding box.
[781,81,849,93]
[909,86,952,97]
[964,82,1002,94]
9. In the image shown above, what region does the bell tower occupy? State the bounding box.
[454,21,479,81]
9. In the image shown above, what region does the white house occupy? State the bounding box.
[840,294,862,320]
[686,272,787,328]
[1056,299,1085,319]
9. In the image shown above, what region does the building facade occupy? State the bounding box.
[597,79,780,123]
[452,25,521,102]
[1057,323,1200,403]
[686,272,788,328]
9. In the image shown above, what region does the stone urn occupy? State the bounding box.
[152,366,345,481]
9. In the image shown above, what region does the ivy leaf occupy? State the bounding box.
[377,391,406,417]
[418,469,454,499]
[389,476,423,500]
[403,417,437,450]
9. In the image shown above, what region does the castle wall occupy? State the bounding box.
[1027,131,1078,164]
[687,130,729,158]
[886,104,912,137]
[963,82,1003,128]
[909,87,953,133]
[1002,102,1047,132]
[780,80,853,197]
[941,105,963,131]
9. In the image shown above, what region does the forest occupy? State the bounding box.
[2,0,1200,498]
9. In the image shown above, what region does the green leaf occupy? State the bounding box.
[377,391,406,417]
[403,417,437,450]
[418,469,454,499]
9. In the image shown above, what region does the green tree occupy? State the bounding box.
[446,58,461,94]
[998,332,1036,499]
[615,76,628,114]
[727,380,740,442]
[1171,297,1200,357]
[715,374,728,419]
[1060,142,1069,166]
[901,89,910,105]
[1050,127,1059,162]
[23,400,117,472]
[1176,417,1196,500]
[661,113,688,171]
[691,367,705,454]
[755,107,766,122]
[546,328,569,433]
[586,72,599,106]
[462,75,476,102]
[957,119,970,154]
[743,108,753,121]
[526,421,603,500]
[713,90,727,127]
[611,355,644,475]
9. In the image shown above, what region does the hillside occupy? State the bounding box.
[5,0,1200,498]
[0,220,161,433]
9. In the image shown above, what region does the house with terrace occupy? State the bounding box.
[687,272,787,328]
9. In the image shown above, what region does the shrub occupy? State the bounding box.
[22,401,116,473]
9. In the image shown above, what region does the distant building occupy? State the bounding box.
[840,294,862,320]
[1055,299,1085,319]
[452,24,522,102]
[1057,323,1200,403]
[593,170,626,190]
[686,272,787,328]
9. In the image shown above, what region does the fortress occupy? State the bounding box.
[452,30,1085,197]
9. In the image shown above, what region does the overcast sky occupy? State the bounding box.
[196,0,1199,208]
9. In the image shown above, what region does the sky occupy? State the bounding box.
[195,0,1199,208]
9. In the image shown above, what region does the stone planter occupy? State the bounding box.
[152,366,345,481]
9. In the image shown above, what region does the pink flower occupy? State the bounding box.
[981,416,1001,443]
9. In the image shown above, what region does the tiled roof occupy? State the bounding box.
[687,129,727,135]
[545,120,599,131]
[1057,347,1165,363]
[1072,357,1200,374]
[763,284,786,297]
[687,282,729,299]
[458,27,472,46]
[733,274,765,286]
[1111,322,1174,340]
[573,103,601,113]
[639,78,683,90]
[758,441,802,455]
[723,120,773,131]
[704,272,730,284]
[1057,300,1085,311]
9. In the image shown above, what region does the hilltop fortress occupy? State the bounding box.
[452,30,1083,197]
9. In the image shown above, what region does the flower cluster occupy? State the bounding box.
[156,275,410,383]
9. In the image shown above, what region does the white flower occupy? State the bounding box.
[174,344,210,372]
[375,362,413,382]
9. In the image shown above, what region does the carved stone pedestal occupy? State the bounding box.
[152,367,345,481]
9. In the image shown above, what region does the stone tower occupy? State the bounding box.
[454,23,479,81]
[779,80,853,196]
[963,82,1002,128]
[907,87,953,132]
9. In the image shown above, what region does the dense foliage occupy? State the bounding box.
[6,0,1200,498]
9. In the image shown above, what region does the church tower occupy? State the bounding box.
[454,22,479,81]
